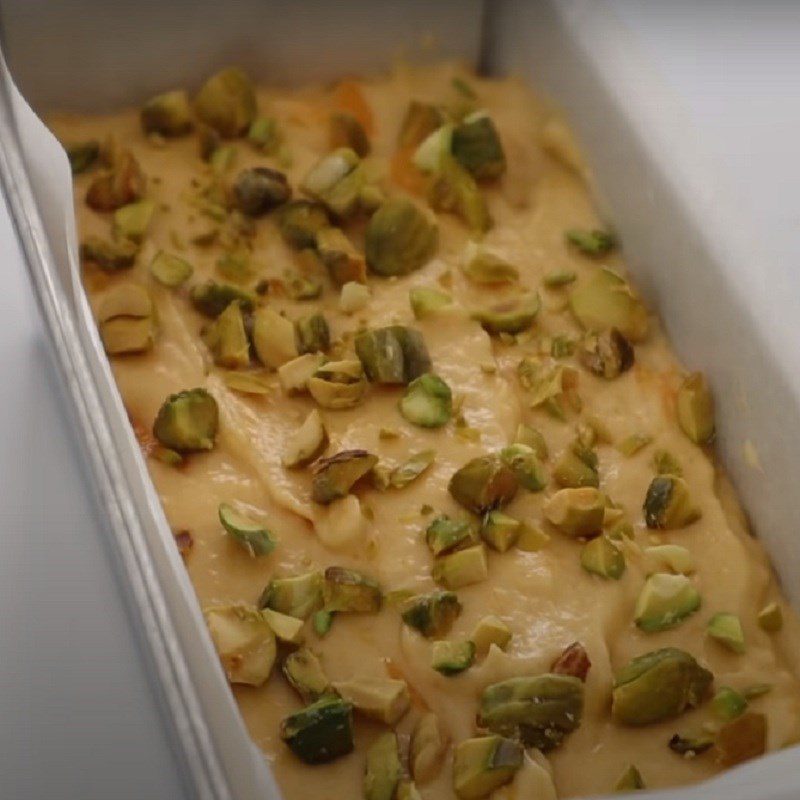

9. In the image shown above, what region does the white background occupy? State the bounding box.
[0,3,798,797]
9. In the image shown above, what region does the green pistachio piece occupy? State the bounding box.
[247,114,280,152]
[282,648,330,703]
[553,442,599,488]
[617,433,652,457]
[579,328,634,379]
[471,616,512,656]
[516,524,550,552]
[635,573,701,632]
[581,535,625,579]
[203,300,250,369]
[204,604,276,686]
[283,409,327,468]
[98,283,153,322]
[644,544,695,575]
[100,317,156,355]
[259,571,323,619]
[653,449,683,476]
[715,711,767,767]
[668,733,714,757]
[330,111,370,157]
[149,251,193,288]
[363,732,402,800]
[339,281,371,314]
[280,695,354,765]
[218,502,275,556]
[153,388,218,452]
[315,225,367,285]
[569,268,648,342]
[278,200,330,249]
[480,511,521,553]
[478,673,584,751]
[565,227,615,256]
[301,147,365,218]
[80,235,139,272]
[311,449,378,504]
[514,424,549,460]
[413,124,453,173]
[277,353,325,395]
[366,198,438,277]
[295,312,330,354]
[472,292,540,335]
[707,612,746,654]
[66,140,99,174]
[398,101,446,149]
[643,475,701,529]
[333,677,410,726]
[452,736,523,800]
[427,153,491,234]
[190,280,255,318]
[676,372,715,445]
[85,150,146,211]
[451,112,506,180]
[355,326,432,385]
[112,199,156,244]
[426,516,478,557]
[543,269,577,289]
[410,712,447,783]
[312,609,332,636]
[141,89,193,136]
[401,590,462,638]
[261,607,304,644]
[712,686,748,721]
[448,455,518,514]
[757,602,783,633]
[409,286,452,319]
[194,67,256,137]
[613,764,645,793]
[543,487,605,538]
[215,251,253,284]
[462,248,519,285]
[233,167,291,216]
[551,641,592,681]
[323,566,382,613]
[611,648,713,725]
[433,545,488,590]
[499,443,547,491]
[390,450,436,489]
[252,308,298,368]
[432,639,476,676]
[308,359,368,410]
[399,373,452,428]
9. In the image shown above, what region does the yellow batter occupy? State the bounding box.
[50,62,800,799]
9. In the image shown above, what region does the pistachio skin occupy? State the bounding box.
[611,648,713,726]
[189,281,255,318]
[551,642,591,682]
[448,455,518,514]
[643,475,701,529]
[233,167,291,216]
[451,113,506,180]
[152,388,219,453]
[80,236,138,272]
[400,591,462,638]
[714,712,767,767]
[85,151,145,212]
[579,328,634,379]
[280,696,354,765]
[355,326,432,385]
[311,449,378,504]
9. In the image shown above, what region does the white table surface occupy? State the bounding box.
[1,3,798,798]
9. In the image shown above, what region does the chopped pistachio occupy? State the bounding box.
[707,612,746,654]
[280,695,354,764]
[390,450,436,489]
[366,198,438,276]
[283,409,328,468]
[413,124,453,173]
[301,147,365,218]
[262,608,305,644]
[233,166,291,216]
[711,686,748,721]
[553,443,599,488]
[85,150,145,211]
[543,269,577,289]
[432,639,476,676]
[339,281,371,314]
[480,510,521,552]
[364,732,402,800]
[218,502,275,556]
[80,235,139,272]
[652,449,683,476]
[153,388,218,452]
[203,300,250,368]
[113,199,156,244]
[613,764,645,793]
[643,475,701,529]
[282,648,330,703]
[399,373,453,428]
[355,326,432,385]
[401,591,462,638]
[644,544,695,575]
[100,317,156,355]
[311,449,378,504]
[714,711,767,767]
[471,616,512,656]
[757,602,783,633]
[215,250,253,283]
[611,648,713,725]
[551,641,592,681]
[543,487,605,538]
[676,372,715,445]
[66,140,100,174]
[259,571,322,619]
[194,66,256,137]
[190,280,255,317]
[247,115,280,153]
[409,286,453,319]
[581,535,625,579]
[579,328,634,379]
[451,111,506,180]
[313,609,333,637]
[635,573,701,632]
[668,733,714,757]
[565,227,615,256]
[308,359,368,409]
[550,334,575,359]
[333,677,410,725]
[277,352,326,395]
[252,308,299,368]
[323,566,382,613]
[330,111,370,157]
[98,282,153,322]
[433,545,489,590]
[617,433,652,457]
[448,455,518,514]
[204,604,276,686]
[295,312,330,354]
[398,101,446,149]
[472,291,540,335]
[569,268,648,342]
[286,275,323,301]
[315,226,367,285]
[278,200,330,249]
[516,524,550,552]
[149,251,193,287]
[427,154,491,233]
[426,516,478,557]
[452,736,523,800]
[141,89,193,136]
[499,443,547,492]
[479,673,584,751]
[220,371,271,395]
[514,424,549,460]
